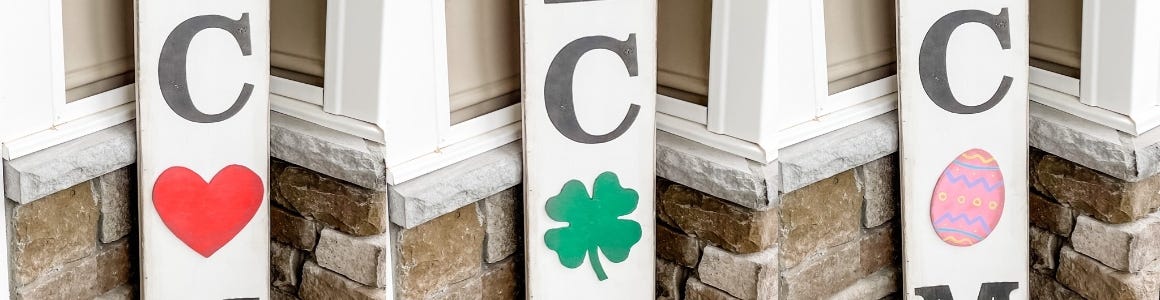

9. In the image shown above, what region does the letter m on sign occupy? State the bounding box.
[915,282,1020,300]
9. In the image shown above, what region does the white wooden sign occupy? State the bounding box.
[898,1,1029,299]
[138,1,270,298]
[522,0,656,298]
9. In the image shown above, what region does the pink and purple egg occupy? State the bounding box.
[929,148,1005,247]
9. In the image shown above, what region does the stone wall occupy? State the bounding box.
[655,155,901,300]
[8,167,136,299]
[269,159,522,300]
[1028,149,1160,299]
[12,142,1160,299]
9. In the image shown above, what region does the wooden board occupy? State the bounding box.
[897,1,1029,299]
[137,1,270,298]
[522,0,656,298]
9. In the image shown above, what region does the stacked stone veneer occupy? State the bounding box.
[15,120,1160,299]
[1028,149,1160,299]
[7,167,136,299]
[656,155,901,300]
[269,159,522,299]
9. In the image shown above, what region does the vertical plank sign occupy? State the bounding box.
[138,0,270,298]
[898,0,1028,299]
[523,0,656,298]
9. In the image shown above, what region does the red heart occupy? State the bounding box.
[153,165,264,257]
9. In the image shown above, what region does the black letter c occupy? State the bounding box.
[159,13,254,123]
[919,8,1012,115]
[545,34,641,144]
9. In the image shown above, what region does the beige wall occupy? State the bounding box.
[271,0,327,79]
[1030,0,1081,77]
[446,0,520,113]
[824,0,896,93]
[657,0,712,99]
[63,0,133,100]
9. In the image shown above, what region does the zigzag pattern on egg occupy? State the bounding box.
[929,149,1006,247]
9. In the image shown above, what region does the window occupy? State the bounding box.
[445,0,520,124]
[823,0,895,95]
[62,0,133,102]
[657,0,711,106]
[271,0,326,88]
[0,0,136,159]
[266,1,522,184]
[653,0,898,164]
[1030,0,1081,78]
[1028,0,1160,136]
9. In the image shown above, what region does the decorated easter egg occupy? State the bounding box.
[930,148,1005,247]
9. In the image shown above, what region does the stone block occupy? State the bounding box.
[432,277,482,300]
[4,122,135,204]
[657,224,702,268]
[271,206,321,251]
[270,112,386,190]
[657,184,778,254]
[856,155,897,228]
[686,277,741,300]
[826,268,897,300]
[300,261,384,300]
[271,288,300,300]
[778,113,897,192]
[482,257,521,300]
[272,241,305,292]
[388,143,521,228]
[396,204,484,299]
[15,240,131,300]
[1057,247,1160,299]
[316,229,389,287]
[95,284,134,300]
[779,170,863,268]
[11,181,99,285]
[656,131,778,210]
[1029,104,1160,182]
[1071,213,1160,273]
[1030,227,1063,272]
[272,164,386,236]
[657,259,688,300]
[482,189,520,263]
[95,167,133,243]
[1030,193,1075,236]
[1029,271,1082,300]
[1033,154,1160,224]
[858,226,896,276]
[780,241,858,300]
[781,226,894,300]
[698,246,777,300]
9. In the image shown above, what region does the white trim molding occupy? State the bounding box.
[1026,0,1160,137]
[657,0,899,165]
[271,0,521,185]
[1,0,134,159]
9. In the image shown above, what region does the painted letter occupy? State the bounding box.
[914,282,1020,300]
[919,8,1011,114]
[544,34,641,144]
[159,13,254,123]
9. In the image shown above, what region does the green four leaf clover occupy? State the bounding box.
[544,171,642,281]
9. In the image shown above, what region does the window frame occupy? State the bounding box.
[269,0,521,185]
[655,0,899,164]
[0,0,135,160]
[1028,0,1160,136]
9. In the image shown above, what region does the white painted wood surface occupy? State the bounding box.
[0,0,58,145]
[137,0,270,298]
[523,0,656,298]
[899,1,1029,298]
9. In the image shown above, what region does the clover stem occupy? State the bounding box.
[588,247,608,281]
